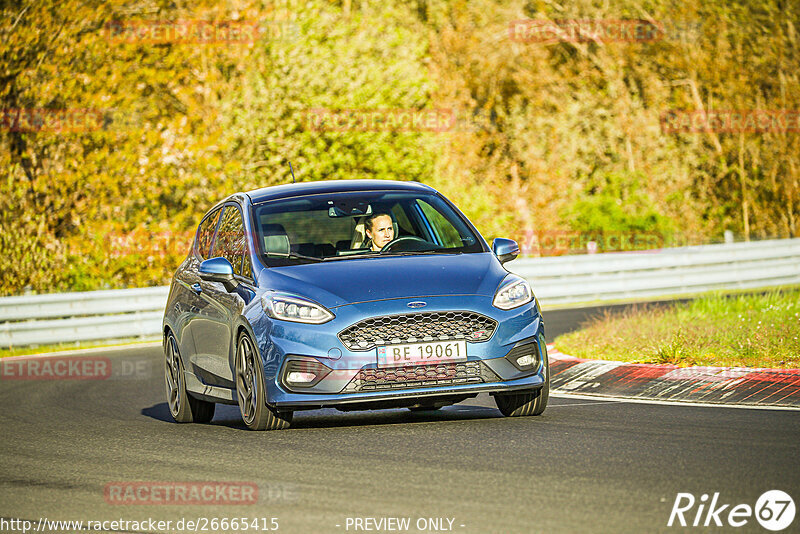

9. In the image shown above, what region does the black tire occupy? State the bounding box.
[495,355,549,417]
[165,332,215,423]
[235,331,292,431]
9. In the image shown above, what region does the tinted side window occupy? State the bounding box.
[417,200,463,248]
[213,206,250,277]
[196,208,222,259]
[391,203,415,237]
[240,244,252,278]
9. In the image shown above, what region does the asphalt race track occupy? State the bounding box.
[1,306,799,533]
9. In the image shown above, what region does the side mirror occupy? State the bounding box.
[492,238,520,265]
[199,257,237,292]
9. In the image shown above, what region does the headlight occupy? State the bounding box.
[261,293,335,324]
[493,277,534,310]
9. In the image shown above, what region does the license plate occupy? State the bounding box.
[377,340,468,368]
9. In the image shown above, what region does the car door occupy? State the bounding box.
[190,204,252,387]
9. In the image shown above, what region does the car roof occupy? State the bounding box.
[246,179,436,205]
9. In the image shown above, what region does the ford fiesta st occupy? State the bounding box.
[163,180,548,430]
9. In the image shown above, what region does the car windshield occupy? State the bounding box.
[251,190,484,266]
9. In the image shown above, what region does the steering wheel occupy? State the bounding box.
[380,236,436,253]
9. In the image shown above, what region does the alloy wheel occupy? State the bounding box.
[165,335,182,417]
[236,334,258,425]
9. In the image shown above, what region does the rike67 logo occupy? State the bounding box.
[668,490,795,531]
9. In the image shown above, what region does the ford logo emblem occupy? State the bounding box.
[407,301,427,309]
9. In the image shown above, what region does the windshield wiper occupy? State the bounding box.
[269,250,459,263]
[322,253,375,261]
[266,252,324,263]
[378,250,452,256]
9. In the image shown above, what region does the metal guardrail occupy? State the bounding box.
[1,238,799,347]
[0,287,169,348]
[508,238,800,305]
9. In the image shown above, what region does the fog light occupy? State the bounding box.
[504,340,540,372]
[287,371,316,384]
[281,357,332,390]
[516,354,536,367]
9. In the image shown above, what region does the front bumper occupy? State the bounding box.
[254,294,544,409]
[272,371,545,409]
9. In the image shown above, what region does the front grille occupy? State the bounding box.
[342,361,500,393]
[338,311,497,351]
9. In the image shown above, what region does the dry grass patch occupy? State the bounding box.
[554,289,800,369]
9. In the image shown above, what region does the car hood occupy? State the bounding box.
[259,252,510,308]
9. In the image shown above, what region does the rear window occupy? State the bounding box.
[196,208,222,259]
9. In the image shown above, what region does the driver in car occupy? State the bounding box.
[364,212,395,252]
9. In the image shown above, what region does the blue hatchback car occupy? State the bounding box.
[163,180,548,430]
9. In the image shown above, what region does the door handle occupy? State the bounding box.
[191,283,202,294]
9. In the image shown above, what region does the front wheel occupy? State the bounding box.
[165,332,215,423]
[235,331,292,431]
[494,382,549,417]
[494,354,549,417]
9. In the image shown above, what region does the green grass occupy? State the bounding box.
[0,337,160,358]
[554,288,800,369]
